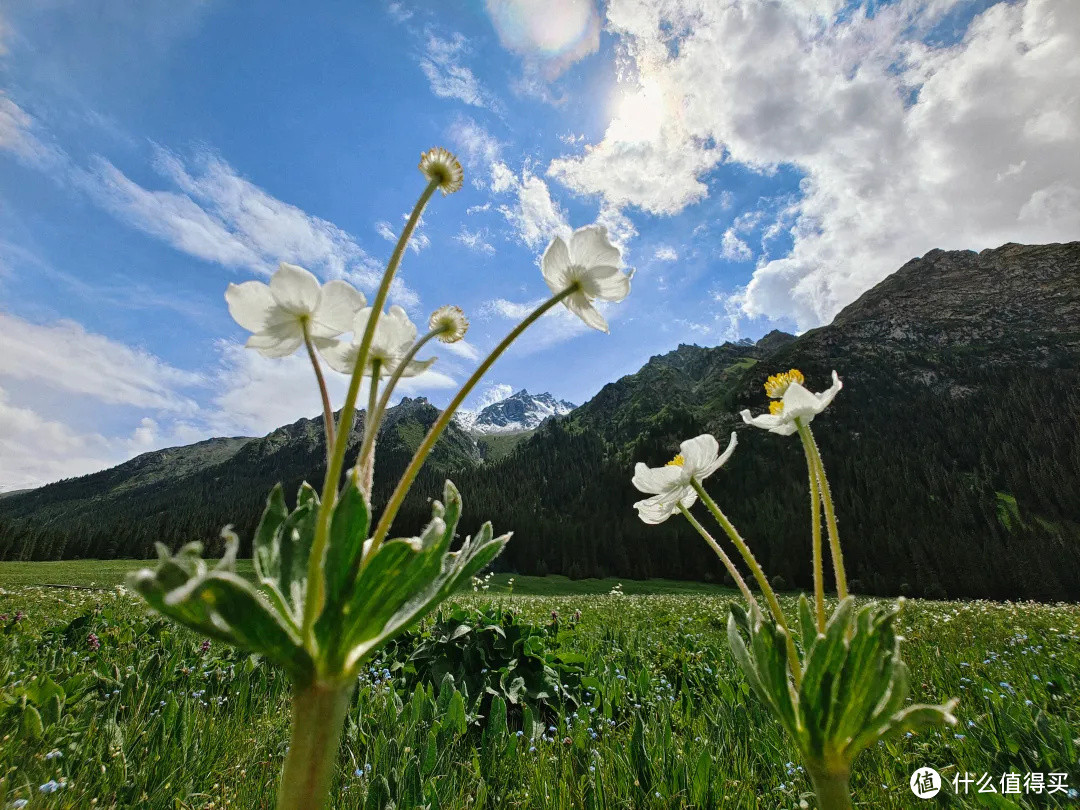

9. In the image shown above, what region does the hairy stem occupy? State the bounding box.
[366,287,575,559]
[302,323,335,464]
[355,330,441,482]
[798,420,826,632]
[796,420,848,600]
[359,362,380,496]
[691,477,803,683]
[276,682,352,810]
[679,504,758,610]
[302,180,438,647]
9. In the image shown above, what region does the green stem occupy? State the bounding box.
[276,682,353,810]
[355,330,441,482]
[796,420,848,600]
[302,323,335,465]
[366,286,575,559]
[690,478,802,686]
[302,180,438,646]
[678,504,758,610]
[798,420,826,632]
[359,361,380,496]
[808,767,854,810]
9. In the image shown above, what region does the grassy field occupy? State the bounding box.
[1,562,1078,808]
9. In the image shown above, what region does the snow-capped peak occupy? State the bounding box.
[455,389,576,434]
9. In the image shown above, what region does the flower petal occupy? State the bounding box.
[781,381,827,420]
[317,338,359,374]
[581,265,632,303]
[699,432,737,479]
[394,356,436,378]
[225,281,275,332]
[634,494,677,525]
[541,235,571,293]
[816,370,843,408]
[631,462,683,495]
[679,434,720,477]
[569,225,620,269]
[740,409,798,436]
[383,305,419,347]
[270,263,321,315]
[311,280,366,338]
[564,291,609,333]
[245,332,303,358]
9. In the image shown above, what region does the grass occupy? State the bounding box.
[1,562,1078,808]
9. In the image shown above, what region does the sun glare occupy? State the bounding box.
[610,80,667,143]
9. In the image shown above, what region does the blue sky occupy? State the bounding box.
[1,0,1077,489]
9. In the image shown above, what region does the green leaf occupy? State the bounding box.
[322,469,370,609]
[253,484,288,588]
[798,592,818,652]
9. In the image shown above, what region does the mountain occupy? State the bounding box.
[2,242,1078,600]
[456,390,576,434]
[0,397,479,561]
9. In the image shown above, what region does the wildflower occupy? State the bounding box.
[631,433,737,524]
[541,225,632,333]
[200,639,211,654]
[87,632,100,651]
[321,306,434,378]
[418,147,464,195]
[740,370,842,436]
[429,305,469,343]
[226,263,365,358]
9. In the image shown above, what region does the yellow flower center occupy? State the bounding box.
[764,369,805,398]
[769,400,785,415]
[666,454,685,467]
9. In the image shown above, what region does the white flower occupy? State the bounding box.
[541,225,633,333]
[418,147,464,195]
[740,370,843,436]
[225,262,365,358]
[429,305,469,343]
[631,433,737,524]
[321,305,434,378]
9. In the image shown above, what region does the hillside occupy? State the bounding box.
[2,242,1078,600]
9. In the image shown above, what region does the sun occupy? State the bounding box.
[609,79,667,143]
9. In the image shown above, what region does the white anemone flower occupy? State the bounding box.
[740,370,843,436]
[321,305,434,378]
[631,433,737,525]
[225,262,366,358]
[541,225,633,333]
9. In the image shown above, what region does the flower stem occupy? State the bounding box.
[302,179,439,646]
[678,504,759,610]
[365,286,575,559]
[808,767,854,810]
[276,682,353,810]
[796,420,848,600]
[797,419,826,632]
[359,361,380,496]
[354,330,441,484]
[302,324,335,464]
[690,478,802,684]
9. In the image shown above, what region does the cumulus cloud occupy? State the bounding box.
[549,0,1080,328]
[494,164,570,249]
[720,229,753,262]
[654,245,678,261]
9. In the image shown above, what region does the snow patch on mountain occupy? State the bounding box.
[456,389,575,434]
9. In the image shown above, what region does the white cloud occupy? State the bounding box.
[449,117,503,188]
[549,0,1080,328]
[485,0,601,80]
[0,93,67,170]
[208,341,457,436]
[654,245,678,261]
[494,164,570,249]
[480,294,620,352]
[477,382,513,409]
[377,217,429,255]
[455,227,496,254]
[0,312,202,413]
[596,205,638,253]
[419,33,492,108]
[720,229,753,262]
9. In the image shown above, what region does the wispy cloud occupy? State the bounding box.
[420,33,493,109]
[455,226,496,254]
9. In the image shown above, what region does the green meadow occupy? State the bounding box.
[1,561,1078,808]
